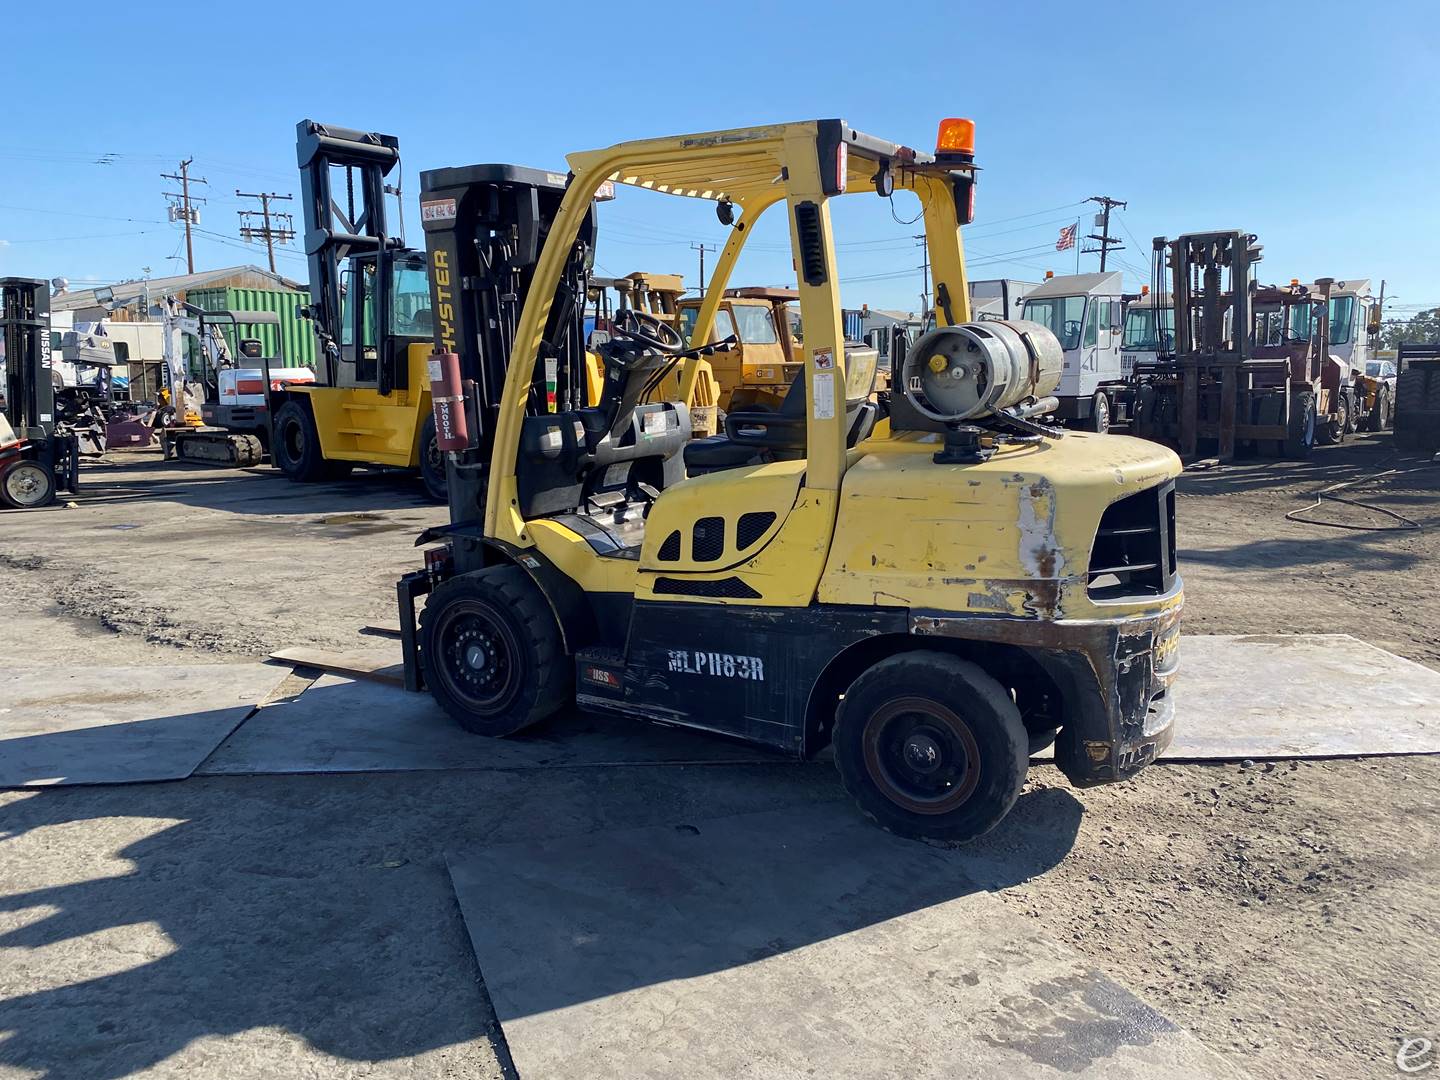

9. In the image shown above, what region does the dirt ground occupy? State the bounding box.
[1,432,1438,1080]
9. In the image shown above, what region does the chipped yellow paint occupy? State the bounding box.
[818,430,1183,621]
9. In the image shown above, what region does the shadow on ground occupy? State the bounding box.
[0,765,1081,1079]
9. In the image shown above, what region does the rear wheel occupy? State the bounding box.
[419,566,568,736]
[272,399,328,482]
[1284,391,1316,459]
[419,415,447,503]
[833,651,1028,842]
[0,459,57,509]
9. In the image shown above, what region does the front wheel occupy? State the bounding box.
[1089,392,1111,434]
[272,399,327,482]
[1284,391,1316,459]
[1368,386,1392,432]
[1319,393,1348,445]
[0,458,57,509]
[419,566,569,736]
[833,651,1028,842]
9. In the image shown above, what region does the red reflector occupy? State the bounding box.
[236,379,265,394]
[424,545,452,572]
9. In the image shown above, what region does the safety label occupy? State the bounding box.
[812,347,835,370]
[421,198,457,222]
[812,371,836,420]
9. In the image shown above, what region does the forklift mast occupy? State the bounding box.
[417,165,596,523]
[1162,230,1263,362]
[295,119,404,388]
[1,278,54,441]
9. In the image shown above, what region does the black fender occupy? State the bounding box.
[415,521,595,655]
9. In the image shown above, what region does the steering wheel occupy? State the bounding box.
[611,308,684,354]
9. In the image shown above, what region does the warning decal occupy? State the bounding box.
[812,371,836,420]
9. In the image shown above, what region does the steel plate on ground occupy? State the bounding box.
[446,803,1248,1080]
[0,664,291,787]
[197,673,772,776]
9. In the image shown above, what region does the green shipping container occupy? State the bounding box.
[184,286,316,369]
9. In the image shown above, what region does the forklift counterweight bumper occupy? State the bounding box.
[911,594,1182,786]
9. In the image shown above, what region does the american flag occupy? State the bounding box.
[1056,223,1077,251]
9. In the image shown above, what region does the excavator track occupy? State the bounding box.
[170,431,265,468]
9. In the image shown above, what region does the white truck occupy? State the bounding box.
[1309,278,1392,431]
[1019,271,1127,431]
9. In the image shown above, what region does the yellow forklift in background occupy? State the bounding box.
[399,118,1185,842]
[271,121,449,499]
[678,286,800,411]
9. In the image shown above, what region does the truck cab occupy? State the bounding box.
[1120,290,1174,376]
[969,278,1037,321]
[1021,271,1126,431]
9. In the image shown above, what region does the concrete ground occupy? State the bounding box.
[1,437,1438,1080]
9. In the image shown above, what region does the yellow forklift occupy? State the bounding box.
[268,121,448,498]
[399,118,1184,841]
[678,286,800,411]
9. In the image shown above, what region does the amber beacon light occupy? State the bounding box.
[935,118,976,161]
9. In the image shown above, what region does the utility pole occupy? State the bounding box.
[1083,195,1127,272]
[690,242,717,297]
[235,190,296,273]
[161,159,208,274]
[914,234,930,313]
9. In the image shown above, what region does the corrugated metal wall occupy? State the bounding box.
[185,286,317,368]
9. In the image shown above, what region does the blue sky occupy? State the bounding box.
[2,0,1437,318]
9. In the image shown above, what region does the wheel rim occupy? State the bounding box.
[861,696,982,815]
[1094,395,1110,433]
[1304,407,1315,446]
[433,600,520,713]
[282,417,305,463]
[424,432,443,477]
[4,463,52,508]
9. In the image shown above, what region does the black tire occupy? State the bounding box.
[1089,392,1110,434]
[272,399,328,482]
[0,458,57,509]
[1284,391,1316,459]
[1344,388,1360,433]
[419,566,569,736]
[1368,386,1392,432]
[1319,393,1348,445]
[419,415,447,503]
[832,651,1028,842]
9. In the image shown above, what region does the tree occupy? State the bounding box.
[1381,307,1440,349]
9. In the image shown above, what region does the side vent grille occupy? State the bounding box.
[653,576,762,600]
[794,202,827,286]
[1087,482,1176,599]
[692,516,726,562]
[736,511,776,550]
[657,530,681,562]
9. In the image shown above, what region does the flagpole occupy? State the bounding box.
[1075,217,1081,274]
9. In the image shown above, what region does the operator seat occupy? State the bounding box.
[684,350,880,474]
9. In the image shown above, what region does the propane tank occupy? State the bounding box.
[427,351,470,451]
[902,319,1062,423]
